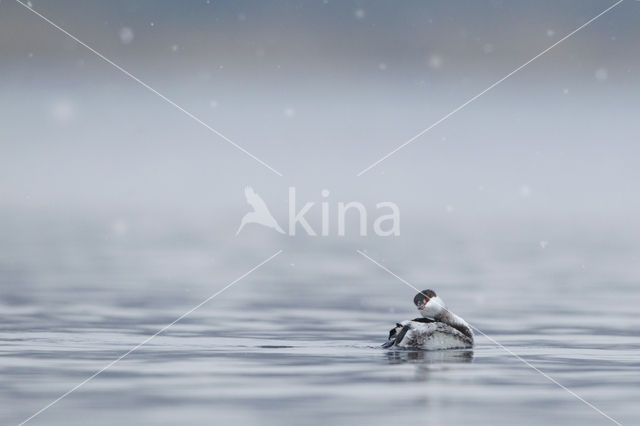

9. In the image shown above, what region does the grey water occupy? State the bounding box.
[2,1,640,424]
[1,214,639,426]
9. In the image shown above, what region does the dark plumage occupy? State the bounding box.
[413,289,437,308]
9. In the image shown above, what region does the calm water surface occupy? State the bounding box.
[1,218,639,426]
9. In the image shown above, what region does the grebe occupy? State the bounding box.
[382,289,474,350]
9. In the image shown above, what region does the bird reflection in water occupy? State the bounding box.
[385,349,473,365]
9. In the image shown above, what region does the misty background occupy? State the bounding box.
[2,0,639,229]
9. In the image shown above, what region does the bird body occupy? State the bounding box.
[383,318,473,350]
[383,289,474,350]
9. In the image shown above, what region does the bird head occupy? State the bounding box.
[413,289,445,318]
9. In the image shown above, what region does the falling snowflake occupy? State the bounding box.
[378,62,387,71]
[210,100,219,108]
[119,27,134,45]
[284,107,295,118]
[171,44,179,52]
[482,43,494,54]
[546,29,555,37]
[519,185,532,198]
[51,100,76,123]
[539,241,549,249]
[354,9,365,19]
[428,54,443,69]
[112,219,129,237]
[595,68,608,81]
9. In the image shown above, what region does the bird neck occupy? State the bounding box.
[436,310,474,339]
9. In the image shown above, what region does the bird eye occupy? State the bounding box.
[413,292,431,307]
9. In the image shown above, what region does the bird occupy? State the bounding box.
[236,186,285,235]
[382,289,474,350]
